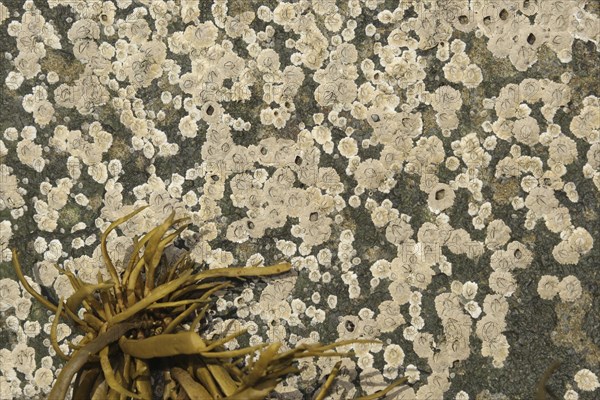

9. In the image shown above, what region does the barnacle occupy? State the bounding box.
[12,206,406,399]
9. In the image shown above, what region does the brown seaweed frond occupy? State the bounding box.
[12,206,407,399]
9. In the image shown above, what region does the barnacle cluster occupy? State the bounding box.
[11,206,405,399]
[1,0,599,398]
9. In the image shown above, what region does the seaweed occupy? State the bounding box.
[12,206,406,399]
